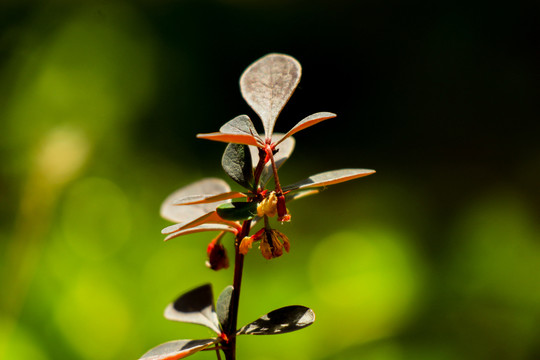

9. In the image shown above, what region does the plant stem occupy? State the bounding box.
[223,150,266,360]
[223,219,251,360]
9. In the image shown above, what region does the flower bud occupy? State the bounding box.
[276,193,291,222]
[206,236,229,271]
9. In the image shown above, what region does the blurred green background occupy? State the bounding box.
[1,1,539,359]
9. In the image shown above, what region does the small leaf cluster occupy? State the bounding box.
[160,53,375,264]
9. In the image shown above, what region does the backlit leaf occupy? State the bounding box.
[216,202,257,221]
[284,189,321,202]
[161,211,235,235]
[164,284,221,335]
[222,143,254,189]
[240,53,301,140]
[219,115,262,143]
[173,192,247,206]
[139,339,216,360]
[237,306,315,335]
[161,178,231,223]
[197,115,263,147]
[283,168,376,191]
[276,112,336,146]
[196,132,261,147]
[163,226,236,242]
[216,285,234,333]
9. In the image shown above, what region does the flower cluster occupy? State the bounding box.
[159,53,375,267]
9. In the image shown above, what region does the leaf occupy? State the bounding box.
[196,132,261,147]
[164,284,222,335]
[161,178,231,223]
[237,306,315,335]
[197,115,263,147]
[138,339,217,360]
[173,192,247,206]
[283,168,376,192]
[222,143,254,189]
[216,286,234,333]
[219,115,262,143]
[163,226,236,242]
[216,202,257,221]
[161,211,235,234]
[276,112,336,146]
[284,189,321,203]
[249,133,296,185]
[240,53,302,139]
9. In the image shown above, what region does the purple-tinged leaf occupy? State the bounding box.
[283,168,376,192]
[275,112,336,146]
[249,133,296,185]
[237,306,315,335]
[284,189,321,202]
[216,286,233,333]
[216,202,258,221]
[161,211,231,234]
[163,226,236,242]
[173,192,248,206]
[240,53,302,140]
[164,284,222,335]
[161,178,231,223]
[222,143,254,189]
[138,339,217,360]
[196,132,261,147]
[219,115,263,145]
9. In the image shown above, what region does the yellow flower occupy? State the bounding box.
[257,191,278,217]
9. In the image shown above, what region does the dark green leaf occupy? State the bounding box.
[138,339,217,360]
[283,168,376,192]
[216,286,234,333]
[216,202,257,221]
[164,284,221,335]
[240,53,302,140]
[237,306,315,335]
[222,143,254,189]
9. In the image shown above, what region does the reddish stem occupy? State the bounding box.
[222,148,267,360]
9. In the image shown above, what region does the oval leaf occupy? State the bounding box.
[284,189,321,203]
[276,112,336,146]
[139,339,217,360]
[240,53,302,139]
[164,284,221,335]
[196,132,261,147]
[173,192,247,206]
[237,305,315,335]
[216,285,234,333]
[161,178,231,223]
[283,168,376,192]
[161,211,236,235]
[222,143,254,189]
[163,226,236,242]
[219,115,262,144]
[216,202,257,221]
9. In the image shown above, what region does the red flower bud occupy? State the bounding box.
[206,236,229,271]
